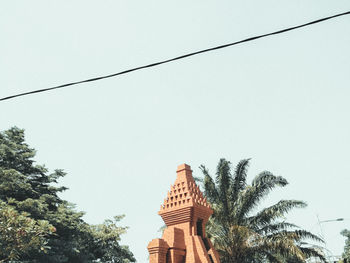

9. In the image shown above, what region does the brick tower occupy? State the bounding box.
[147,164,221,263]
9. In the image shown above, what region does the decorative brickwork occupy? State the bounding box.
[147,164,221,263]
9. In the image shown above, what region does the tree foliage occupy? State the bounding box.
[199,158,325,263]
[0,201,55,262]
[90,216,135,263]
[341,229,350,261]
[0,127,135,263]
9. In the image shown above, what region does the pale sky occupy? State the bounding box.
[1,1,350,262]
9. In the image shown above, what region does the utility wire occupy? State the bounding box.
[1,10,350,102]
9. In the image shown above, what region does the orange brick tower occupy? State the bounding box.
[147,164,221,263]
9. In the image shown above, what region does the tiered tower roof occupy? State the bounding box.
[158,164,212,219]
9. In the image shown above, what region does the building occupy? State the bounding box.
[147,164,221,263]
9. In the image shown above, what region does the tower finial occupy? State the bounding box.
[176,163,192,178]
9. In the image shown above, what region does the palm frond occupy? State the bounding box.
[246,240,304,263]
[293,230,324,243]
[230,159,250,204]
[252,171,288,188]
[256,222,299,235]
[215,159,232,219]
[193,176,203,183]
[299,246,326,262]
[199,165,219,204]
[262,238,305,261]
[249,200,306,228]
[265,230,324,244]
[237,172,288,223]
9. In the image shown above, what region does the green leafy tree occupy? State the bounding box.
[198,158,325,263]
[90,215,135,263]
[0,127,135,263]
[0,201,55,262]
[341,229,350,262]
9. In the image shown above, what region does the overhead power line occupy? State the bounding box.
[1,10,350,102]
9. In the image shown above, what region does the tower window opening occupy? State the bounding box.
[196,219,203,237]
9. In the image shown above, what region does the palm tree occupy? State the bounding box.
[198,158,325,263]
